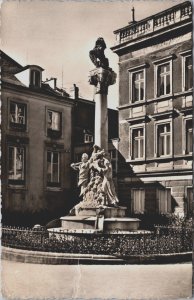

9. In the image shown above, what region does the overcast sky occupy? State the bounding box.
[1,0,184,109]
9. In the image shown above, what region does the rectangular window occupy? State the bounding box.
[47,110,62,138]
[47,151,60,187]
[157,63,171,96]
[184,55,192,91]
[10,102,26,130]
[131,189,145,214]
[30,70,41,87]
[8,146,25,184]
[84,134,93,143]
[132,71,144,102]
[186,119,192,154]
[157,123,171,156]
[132,128,144,159]
[157,189,171,214]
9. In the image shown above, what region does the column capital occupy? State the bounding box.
[89,67,117,94]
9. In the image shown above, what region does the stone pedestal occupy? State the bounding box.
[60,207,140,233]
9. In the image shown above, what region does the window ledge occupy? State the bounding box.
[46,187,62,192]
[126,158,145,163]
[7,185,27,190]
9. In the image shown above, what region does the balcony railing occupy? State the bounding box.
[114,1,192,45]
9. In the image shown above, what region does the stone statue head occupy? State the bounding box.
[95,37,106,50]
[81,153,89,162]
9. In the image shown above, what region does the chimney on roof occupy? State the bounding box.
[53,78,57,89]
[73,84,79,100]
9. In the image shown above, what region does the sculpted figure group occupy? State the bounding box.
[71,145,119,209]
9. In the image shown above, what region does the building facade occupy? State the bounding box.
[111,1,192,217]
[1,51,75,225]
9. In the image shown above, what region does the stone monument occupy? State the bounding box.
[56,38,140,233]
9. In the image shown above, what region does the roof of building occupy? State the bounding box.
[111,1,192,53]
[0,50,70,98]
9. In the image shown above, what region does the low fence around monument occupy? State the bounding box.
[2,226,192,256]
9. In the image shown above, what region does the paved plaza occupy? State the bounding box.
[1,260,192,299]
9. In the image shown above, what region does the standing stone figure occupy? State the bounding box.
[95,155,119,207]
[71,153,90,197]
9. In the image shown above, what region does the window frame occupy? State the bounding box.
[182,116,192,155]
[8,99,27,131]
[129,124,145,161]
[128,64,147,104]
[157,188,171,214]
[46,150,61,188]
[131,188,145,214]
[46,108,62,139]
[154,56,173,98]
[154,119,172,158]
[180,50,192,92]
[84,133,93,143]
[8,145,26,186]
[29,68,42,88]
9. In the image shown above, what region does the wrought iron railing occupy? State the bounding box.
[1,225,192,256]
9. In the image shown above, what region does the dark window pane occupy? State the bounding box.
[47,151,51,163]
[166,75,170,94]
[140,82,144,100]
[186,120,192,153]
[185,56,193,90]
[47,151,60,185]
[133,140,138,159]
[166,135,171,155]
[34,71,40,86]
[140,139,144,158]
[53,152,59,164]
[47,161,52,182]
[160,77,164,95]
[166,123,170,132]
[53,163,59,182]
[158,135,164,156]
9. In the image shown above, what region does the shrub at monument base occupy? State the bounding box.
[2,225,192,257]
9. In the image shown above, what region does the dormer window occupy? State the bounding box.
[30,69,41,88]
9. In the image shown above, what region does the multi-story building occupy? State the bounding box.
[111,1,192,217]
[1,51,74,225]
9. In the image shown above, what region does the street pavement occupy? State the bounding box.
[1,260,192,299]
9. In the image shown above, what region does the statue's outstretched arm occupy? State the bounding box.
[71,162,81,170]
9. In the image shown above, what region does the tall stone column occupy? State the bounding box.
[89,67,116,152]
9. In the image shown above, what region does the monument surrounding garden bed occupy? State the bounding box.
[2,225,192,257]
